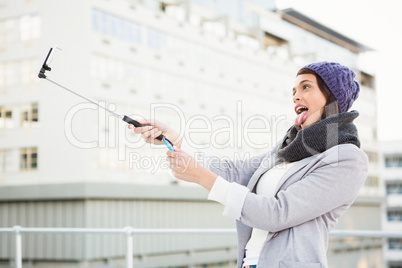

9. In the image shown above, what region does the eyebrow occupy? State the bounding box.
[292,79,314,93]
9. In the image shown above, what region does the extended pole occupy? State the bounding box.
[37,46,175,150]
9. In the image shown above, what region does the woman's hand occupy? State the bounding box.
[128,119,182,148]
[166,148,217,191]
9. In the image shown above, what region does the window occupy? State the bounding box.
[0,20,6,45]
[387,210,402,222]
[0,18,18,46]
[21,103,39,127]
[0,106,13,128]
[98,55,107,80]
[189,13,201,27]
[19,13,41,41]
[20,147,37,171]
[364,176,379,188]
[91,54,130,83]
[386,183,402,195]
[0,13,40,45]
[4,62,17,87]
[0,63,4,91]
[92,9,142,44]
[131,22,141,44]
[0,150,12,173]
[0,59,38,89]
[360,71,375,89]
[389,238,402,250]
[365,150,378,163]
[21,59,39,85]
[235,33,260,50]
[202,20,226,37]
[1,104,39,129]
[385,154,402,168]
[263,31,288,50]
[146,27,166,51]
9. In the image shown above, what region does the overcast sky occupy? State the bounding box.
[276,0,401,141]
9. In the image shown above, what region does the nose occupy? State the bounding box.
[293,91,301,103]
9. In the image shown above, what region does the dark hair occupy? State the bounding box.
[297,68,340,119]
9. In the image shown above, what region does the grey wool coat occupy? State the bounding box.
[206,143,368,268]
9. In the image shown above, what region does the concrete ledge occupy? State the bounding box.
[354,195,386,205]
[0,182,209,202]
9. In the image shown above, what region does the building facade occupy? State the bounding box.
[381,141,402,268]
[0,0,383,267]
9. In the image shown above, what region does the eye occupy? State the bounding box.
[303,84,310,90]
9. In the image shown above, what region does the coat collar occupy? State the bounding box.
[273,156,313,194]
[246,153,279,191]
[246,151,314,193]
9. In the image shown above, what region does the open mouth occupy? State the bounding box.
[295,106,308,115]
[294,105,308,126]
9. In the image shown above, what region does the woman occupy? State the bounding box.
[129,62,368,268]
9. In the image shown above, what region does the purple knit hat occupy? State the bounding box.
[301,62,360,113]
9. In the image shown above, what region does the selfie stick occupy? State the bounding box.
[38,46,175,151]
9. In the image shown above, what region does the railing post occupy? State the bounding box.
[124,226,134,268]
[13,225,22,268]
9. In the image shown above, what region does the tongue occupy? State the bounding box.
[295,110,308,126]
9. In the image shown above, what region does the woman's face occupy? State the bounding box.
[293,74,327,129]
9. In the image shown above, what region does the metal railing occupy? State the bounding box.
[1,226,402,268]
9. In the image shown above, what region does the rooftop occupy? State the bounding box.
[280,8,373,53]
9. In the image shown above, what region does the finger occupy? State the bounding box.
[137,118,155,126]
[167,156,180,164]
[166,156,174,164]
[141,127,159,140]
[166,150,176,157]
[177,160,189,170]
[167,148,186,156]
[149,130,162,140]
[133,125,153,134]
[143,136,154,144]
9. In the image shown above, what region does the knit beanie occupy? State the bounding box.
[301,62,360,113]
